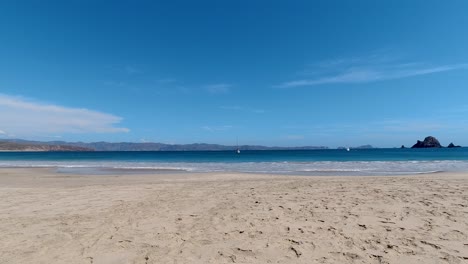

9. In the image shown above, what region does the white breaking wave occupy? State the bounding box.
[1,160,468,175]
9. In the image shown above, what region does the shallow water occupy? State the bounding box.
[1,148,467,175]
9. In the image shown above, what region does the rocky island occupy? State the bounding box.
[411,136,442,148]
[411,136,462,148]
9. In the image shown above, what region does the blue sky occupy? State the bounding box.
[1,0,468,147]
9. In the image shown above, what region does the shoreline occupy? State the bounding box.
[0,168,467,263]
[0,163,464,177]
[2,148,468,177]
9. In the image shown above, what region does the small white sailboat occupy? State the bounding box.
[236,137,241,154]
[346,147,350,152]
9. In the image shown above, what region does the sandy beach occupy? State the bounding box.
[0,168,467,264]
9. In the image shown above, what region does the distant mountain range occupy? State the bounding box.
[337,145,374,150]
[0,141,93,151]
[0,139,329,151]
[1,137,463,152]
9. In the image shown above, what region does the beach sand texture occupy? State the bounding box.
[0,168,467,263]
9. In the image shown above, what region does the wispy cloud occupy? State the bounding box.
[156,78,177,84]
[376,120,445,133]
[104,81,127,87]
[284,135,304,140]
[202,125,233,132]
[106,65,142,75]
[204,83,231,94]
[0,94,129,137]
[324,118,468,138]
[220,105,265,114]
[277,54,468,88]
[437,104,468,115]
[124,66,141,75]
[220,105,243,111]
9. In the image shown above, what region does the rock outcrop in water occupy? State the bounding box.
[411,136,442,148]
[447,142,461,148]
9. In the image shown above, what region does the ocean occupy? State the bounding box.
[1,148,468,176]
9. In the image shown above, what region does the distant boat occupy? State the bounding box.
[346,147,350,152]
[237,149,241,154]
[236,137,241,154]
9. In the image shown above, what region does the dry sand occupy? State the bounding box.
[0,168,467,264]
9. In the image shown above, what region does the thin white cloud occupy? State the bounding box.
[106,65,142,75]
[220,105,243,111]
[438,104,468,115]
[104,81,127,87]
[205,83,231,94]
[378,121,444,133]
[202,125,233,132]
[252,109,266,114]
[0,94,129,137]
[308,118,468,136]
[0,129,6,135]
[278,55,468,88]
[284,135,304,140]
[156,78,177,84]
[220,105,266,114]
[124,66,140,75]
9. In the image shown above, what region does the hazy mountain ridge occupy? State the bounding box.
[0,141,93,151]
[0,139,329,151]
[337,145,374,150]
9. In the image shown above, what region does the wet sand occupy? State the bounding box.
[0,168,467,263]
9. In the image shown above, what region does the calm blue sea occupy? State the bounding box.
[1,148,468,175]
